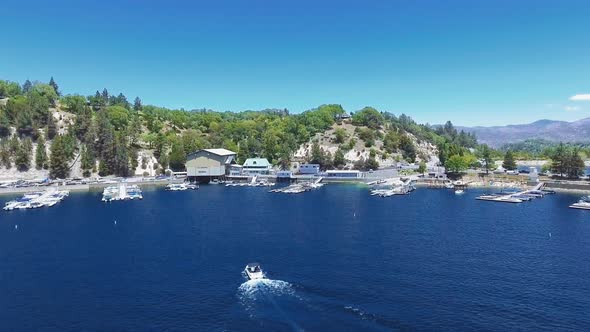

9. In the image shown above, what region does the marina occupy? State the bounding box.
[101,183,143,202]
[3,188,69,211]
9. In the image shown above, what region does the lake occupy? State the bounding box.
[1,185,589,331]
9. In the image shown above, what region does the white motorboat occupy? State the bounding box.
[455,189,465,195]
[166,183,187,191]
[244,262,265,280]
[570,197,590,210]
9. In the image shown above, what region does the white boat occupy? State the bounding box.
[455,189,465,195]
[186,184,199,190]
[570,197,590,210]
[166,183,187,191]
[244,263,265,280]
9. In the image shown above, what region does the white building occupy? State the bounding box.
[325,170,361,178]
[243,158,272,175]
[299,164,320,175]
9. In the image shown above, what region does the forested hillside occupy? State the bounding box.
[0,78,479,179]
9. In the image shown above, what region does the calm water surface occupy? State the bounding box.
[1,185,589,331]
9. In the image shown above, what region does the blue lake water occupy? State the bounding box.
[1,185,589,331]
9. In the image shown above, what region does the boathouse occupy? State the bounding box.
[186,149,237,182]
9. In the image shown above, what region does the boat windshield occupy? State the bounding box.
[248,266,261,272]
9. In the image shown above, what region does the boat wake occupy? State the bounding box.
[238,279,304,331]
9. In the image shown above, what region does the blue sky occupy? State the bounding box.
[1,0,589,126]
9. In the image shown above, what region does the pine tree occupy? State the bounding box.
[502,150,517,170]
[35,135,47,169]
[0,110,10,137]
[74,106,92,140]
[15,137,32,171]
[80,144,94,177]
[0,139,11,168]
[99,125,116,176]
[133,97,142,112]
[333,148,346,169]
[550,143,567,177]
[101,88,109,105]
[566,148,585,179]
[47,114,57,139]
[480,144,493,174]
[114,133,130,177]
[49,77,60,96]
[22,80,32,93]
[49,136,70,179]
[9,135,20,155]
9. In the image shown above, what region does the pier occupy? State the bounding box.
[476,182,551,203]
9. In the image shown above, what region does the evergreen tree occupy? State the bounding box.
[9,135,20,155]
[0,139,11,168]
[399,134,416,163]
[49,136,70,179]
[99,125,116,176]
[15,137,32,171]
[74,106,92,140]
[502,150,517,170]
[101,88,109,105]
[0,109,10,137]
[566,148,585,179]
[128,114,142,146]
[49,77,60,96]
[129,147,139,171]
[480,144,493,174]
[333,148,346,169]
[133,97,142,112]
[80,145,94,177]
[168,139,186,171]
[550,143,567,177]
[365,156,379,170]
[47,114,57,139]
[98,159,109,177]
[114,133,130,177]
[35,135,47,169]
[22,80,32,93]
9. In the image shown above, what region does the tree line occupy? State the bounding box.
[1,77,485,178]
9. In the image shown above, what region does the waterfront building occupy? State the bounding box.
[243,158,272,175]
[276,170,294,181]
[229,164,244,177]
[326,170,361,178]
[186,149,237,182]
[299,164,320,175]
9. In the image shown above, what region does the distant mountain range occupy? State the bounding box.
[458,117,590,148]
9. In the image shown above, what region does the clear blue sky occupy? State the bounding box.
[1,0,589,126]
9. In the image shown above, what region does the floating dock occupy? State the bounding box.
[475,182,550,204]
[102,183,143,202]
[269,177,324,194]
[3,188,69,211]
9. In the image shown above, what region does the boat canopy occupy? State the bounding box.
[246,262,260,268]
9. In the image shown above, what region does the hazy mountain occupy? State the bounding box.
[457,117,590,148]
